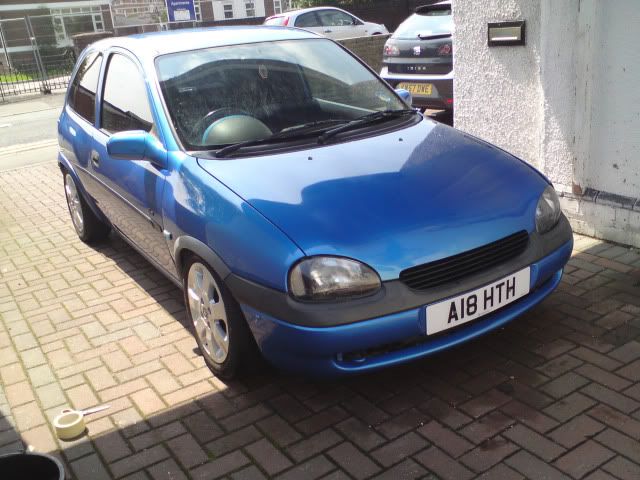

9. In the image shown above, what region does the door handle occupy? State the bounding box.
[91,151,100,168]
[324,29,332,33]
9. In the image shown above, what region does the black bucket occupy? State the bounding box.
[0,452,64,480]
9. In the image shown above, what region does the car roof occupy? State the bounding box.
[279,6,354,17]
[88,26,318,59]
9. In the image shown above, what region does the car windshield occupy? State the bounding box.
[155,38,406,150]
[394,6,452,39]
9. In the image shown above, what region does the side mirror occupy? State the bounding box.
[395,88,413,106]
[106,131,167,168]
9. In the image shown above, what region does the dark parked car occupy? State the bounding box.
[380,1,453,111]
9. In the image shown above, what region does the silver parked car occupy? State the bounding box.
[264,6,388,40]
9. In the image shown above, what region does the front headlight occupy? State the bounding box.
[536,185,562,233]
[289,256,381,302]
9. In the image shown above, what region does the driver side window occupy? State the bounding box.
[101,54,154,134]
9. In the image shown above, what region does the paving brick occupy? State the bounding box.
[131,388,166,417]
[206,425,263,457]
[286,428,343,462]
[581,383,640,414]
[335,416,386,451]
[71,453,112,480]
[190,451,250,480]
[554,440,615,479]
[167,433,209,469]
[375,408,429,440]
[246,438,293,475]
[146,458,188,480]
[110,444,170,478]
[506,450,571,480]
[459,411,515,444]
[544,392,598,422]
[541,372,590,399]
[274,455,334,480]
[415,446,474,480]
[476,463,525,480]
[460,436,519,473]
[601,456,640,480]
[549,414,606,448]
[231,465,268,480]
[595,429,640,464]
[327,441,381,479]
[500,399,559,433]
[504,423,565,461]
[418,420,472,458]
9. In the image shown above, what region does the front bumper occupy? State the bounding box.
[381,66,454,110]
[229,219,573,376]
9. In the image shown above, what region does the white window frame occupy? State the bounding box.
[245,2,255,18]
[273,0,282,15]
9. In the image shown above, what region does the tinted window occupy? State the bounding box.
[101,54,153,134]
[68,52,102,124]
[394,7,452,39]
[317,10,354,27]
[295,12,320,28]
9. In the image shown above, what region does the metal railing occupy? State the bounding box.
[0,15,77,101]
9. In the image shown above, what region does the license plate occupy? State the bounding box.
[397,82,433,96]
[426,268,531,335]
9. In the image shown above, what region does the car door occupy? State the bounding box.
[59,51,102,193]
[89,50,173,272]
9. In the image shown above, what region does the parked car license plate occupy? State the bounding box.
[426,267,531,335]
[398,82,433,96]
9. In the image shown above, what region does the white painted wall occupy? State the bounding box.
[453,0,640,247]
[578,1,640,198]
[453,0,542,169]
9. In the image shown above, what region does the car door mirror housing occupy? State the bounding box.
[107,131,168,168]
[395,88,413,106]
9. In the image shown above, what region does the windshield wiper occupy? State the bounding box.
[317,109,417,144]
[214,119,347,158]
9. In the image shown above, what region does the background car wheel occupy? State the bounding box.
[183,256,258,380]
[63,170,110,243]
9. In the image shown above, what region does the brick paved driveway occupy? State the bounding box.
[1,162,639,480]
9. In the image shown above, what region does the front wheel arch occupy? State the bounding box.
[173,236,231,280]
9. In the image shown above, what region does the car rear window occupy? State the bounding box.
[393,6,452,39]
[264,16,287,26]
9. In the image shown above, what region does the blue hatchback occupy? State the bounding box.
[58,27,573,378]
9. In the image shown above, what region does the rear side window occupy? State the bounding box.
[295,12,320,28]
[67,52,102,124]
[101,54,154,134]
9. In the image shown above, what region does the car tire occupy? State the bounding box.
[183,256,258,380]
[63,170,110,243]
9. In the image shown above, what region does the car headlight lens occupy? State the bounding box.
[289,256,381,301]
[536,185,562,233]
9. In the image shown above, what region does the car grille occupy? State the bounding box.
[399,231,530,291]
[388,63,452,75]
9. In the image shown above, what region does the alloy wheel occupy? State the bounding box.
[64,173,84,234]
[187,262,229,364]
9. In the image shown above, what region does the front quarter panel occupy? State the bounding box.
[163,153,305,290]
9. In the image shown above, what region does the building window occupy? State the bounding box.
[274,0,282,14]
[245,2,255,18]
[223,3,234,19]
[50,6,105,47]
[194,0,202,21]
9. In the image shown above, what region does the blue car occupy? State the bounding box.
[58,27,573,378]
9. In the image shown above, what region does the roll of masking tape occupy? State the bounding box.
[53,410,85,440]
